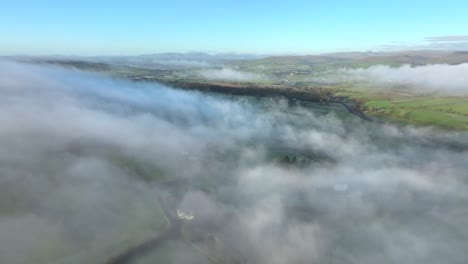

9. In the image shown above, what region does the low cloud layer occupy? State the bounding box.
[152,59,210,67]
[343,63,468,94]
[1,60,468,264]
[425,35,468,42]
[199,68,261,81]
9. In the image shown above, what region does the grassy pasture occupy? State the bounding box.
[363,96,468,129]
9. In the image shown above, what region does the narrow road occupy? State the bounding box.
[105,195,182,264]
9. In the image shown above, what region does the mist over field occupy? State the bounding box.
[199,67,262,81]
[343,63,468,94]
[1,61,468,264]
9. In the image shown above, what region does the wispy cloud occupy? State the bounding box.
[377,36,468,52]
[199,68,262,81]
[1,60,468,264]
[425,35,468,42]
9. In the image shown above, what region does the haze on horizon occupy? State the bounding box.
[1,0,468,56]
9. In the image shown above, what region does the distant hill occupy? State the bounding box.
[6,50,468,70]
[2,52,269,70]
[135,52,267,61]
[95,52,268,68]
[236,50,468,68]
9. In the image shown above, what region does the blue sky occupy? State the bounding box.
[1,0,467,55]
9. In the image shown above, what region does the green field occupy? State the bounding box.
[361,97,468,129]
[227,59,468,130]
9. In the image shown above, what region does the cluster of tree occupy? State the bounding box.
[279,155,311,168]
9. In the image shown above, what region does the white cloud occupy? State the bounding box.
[0,60,468,264]
[344,63,468,94]
[199,68,261,81]
[425,35,468,42]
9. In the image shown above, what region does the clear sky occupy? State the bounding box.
[1,0,467,55]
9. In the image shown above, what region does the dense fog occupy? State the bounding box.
[1,61,468,264]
